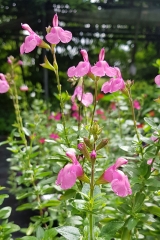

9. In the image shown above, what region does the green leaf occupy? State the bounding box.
[125,217,139,230]
[26,223,35,236]
[35,171,52,178]
[56,226,81,240]
[16,192,32,200]
[121,227,131,240]
[0,194,9,205]
[0,206,11,219]
[36,226,44,240]
[16,203,33,211]
[21,237,38,240]
[66,216,83,226]
[56,123,64,132]
[100,220,124,238]
[40,200,60,208]
[43,228,58,239]
[0,140,9,146]
[22,127,31,136]
[147,205,160,217]
[60,189,77,201]
[144,118,158,130]
[5,223,20,234]
[40,56,55,71]
[133,192,145,212]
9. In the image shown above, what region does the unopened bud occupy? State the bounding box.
[90,121,102,140]
[83,137,93,149]
[46,26,52,34]
[90,150,96,161]
[96,138,109,151]
[78,142,90,161]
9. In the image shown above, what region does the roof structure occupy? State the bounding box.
[0,0,160,42]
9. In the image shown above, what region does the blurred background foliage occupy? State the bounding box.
[0,0,160,134]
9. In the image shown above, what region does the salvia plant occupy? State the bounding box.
[0,13,160,240]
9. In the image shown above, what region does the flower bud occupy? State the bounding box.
[83,137,93,149]
[78,142,90,161]
[90,150,96,161]
[90,121,102,140]
[96,138,109,151]
[46,26,52,34]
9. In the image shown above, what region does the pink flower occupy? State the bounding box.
[48,112,61,120]
[101,67,125,94]
[110,102,116,110]
[46,14,72,44]
[18,60,23,65]
[54,112,61,120]
[147,159,153,165]
[7,57,12,64]
[91,48,110,77]
[56,150,83,189]
[133,100,141,110]
[99,157,132,197]
[20,23,43,54]
[150,132,158,142]
[49,133,59,140]
[39,138,45,144]
[72,111,82,121]
[71,103,78,111]
[67,50,90,78]
[147,159,154,171]
[96,109,106,120]
[0,73,9,93]
[20,85,28,91]
[155,75,160,86]
[71,85,93,107]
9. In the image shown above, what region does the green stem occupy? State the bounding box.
[52,49,70,147]
[127,87,143,158]
[116,99,122,139]
[89,160,95,240]
[89,80,98,138]
[10,65,30,167]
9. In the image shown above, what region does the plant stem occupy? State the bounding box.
[89,160,95,240]
[89,79,98,138]
[127,87,143,158]
[52,48,70,147]
[10,65,30,167]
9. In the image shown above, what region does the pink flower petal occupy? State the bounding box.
[111,171,132,197]
[0,80,9,93]
[75,62,90,77]
[110,78,125,93]
[53,13,58,27]
[66,150,78,164]
[155,75,160,86]
[24,35,37,53]
[115,158,128,169]
[56,165,77,189]
[45,29,60,44]
[20,43,25,54]
[99,48,105,61]
[101,80,112,93]
[104,67,117,77]
[81,92,93,107]
[67,66,76,78]
[58,28,72,43]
